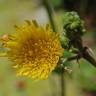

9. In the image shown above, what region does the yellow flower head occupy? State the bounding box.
[1,20,64,79]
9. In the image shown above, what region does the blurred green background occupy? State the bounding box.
[0,0,96,96]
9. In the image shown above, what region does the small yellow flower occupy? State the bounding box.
[1,20,64,79]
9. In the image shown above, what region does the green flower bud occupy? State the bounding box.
[62,11,86,38]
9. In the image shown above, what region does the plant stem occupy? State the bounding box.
[61,71,64,96]
[83,49,96,67]
[43,1,65,96]
[43,0,57,32]
[66,49,96,67]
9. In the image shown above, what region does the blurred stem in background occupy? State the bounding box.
[43,0,57,32]
[43,0,65,96]
[61,70,64,96]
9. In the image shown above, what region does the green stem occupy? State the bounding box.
[43,0,65,96]
[43,0,57,32]
[61,71,64,96]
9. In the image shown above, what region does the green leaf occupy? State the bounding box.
[63,50,73,58]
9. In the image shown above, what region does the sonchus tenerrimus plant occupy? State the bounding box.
[0,11,96,80]
[61,11,96,67]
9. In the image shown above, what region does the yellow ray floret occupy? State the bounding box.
[1,20,64,79]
